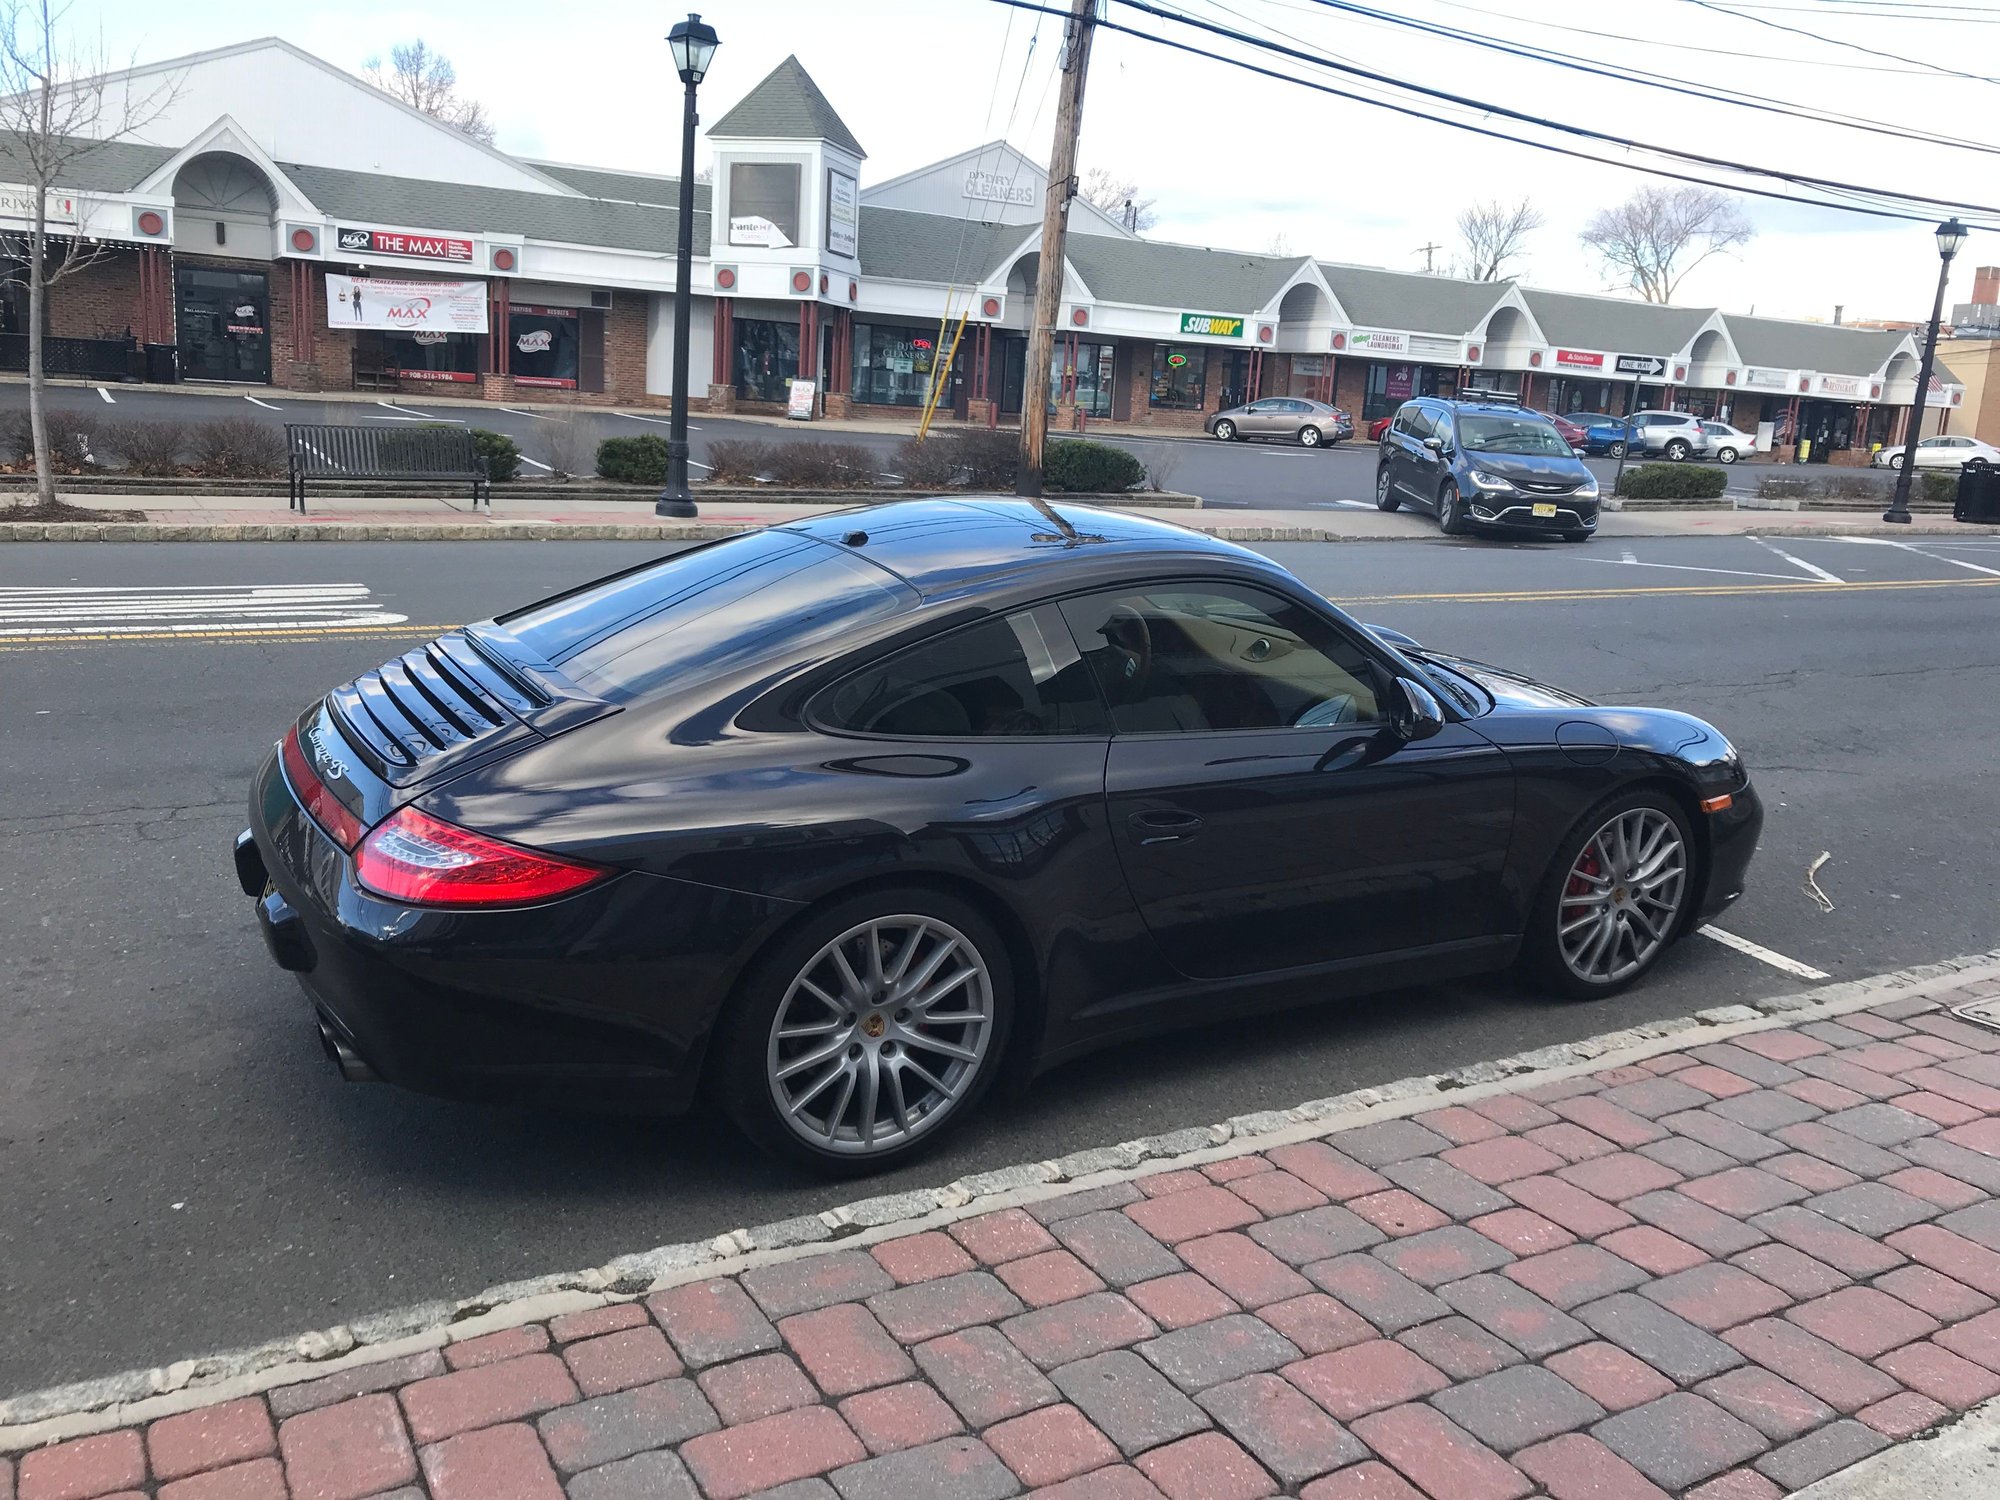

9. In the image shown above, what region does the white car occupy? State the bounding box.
[1699,421,1758,464]
[1874,434,2000,470]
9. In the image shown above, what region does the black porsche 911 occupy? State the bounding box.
[237,499,1761,1171]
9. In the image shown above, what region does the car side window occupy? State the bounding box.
[817,606,1108,738]
[1392,404,1428,439]
[1432,413,1455,448]
[1058,583,1383,735]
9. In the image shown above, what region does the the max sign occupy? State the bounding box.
[337,226,474,262]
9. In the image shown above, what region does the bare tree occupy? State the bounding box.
[364,39,496,145]
[1078,166,1155,232]
[1265,231,1295,257]
[0,0,176,508]
[1454,197,1542,282]
[1580,185,1753,303]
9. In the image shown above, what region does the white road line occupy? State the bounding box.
[498,407,552,420]
[1620,547,1638,564]
[1571,556,1805,582]
[0,582,407,635]
[96,386,115,404]
[1748,535,1845,583]
[244,395,284,411]
[1698,925,1831,981]
[517,455,555,471]
[375,400,464,424]
[690,459,715,473]
[1832,534,2000,578]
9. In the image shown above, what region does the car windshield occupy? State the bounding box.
[1457,415,1573,455]
[496,530,918,704]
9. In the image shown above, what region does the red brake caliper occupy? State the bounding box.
[1563,847,1603,925]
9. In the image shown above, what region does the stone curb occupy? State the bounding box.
[3,945,1996,1451]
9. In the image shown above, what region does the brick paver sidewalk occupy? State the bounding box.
[14,983,2000,1500]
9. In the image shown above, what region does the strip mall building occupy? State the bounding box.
[8,38,1965,461]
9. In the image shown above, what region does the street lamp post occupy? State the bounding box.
[1885,216,1968,524]
[654,13,719,519]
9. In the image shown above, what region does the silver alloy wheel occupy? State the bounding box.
[766,915,994,1156]
[1299,425,1321,447]
[1718,447,1738,464]
[1557,807,1688,986]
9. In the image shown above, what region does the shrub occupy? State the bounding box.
[1756,474,1813,501]
[893,433,960,490]
[469,427,521,481]
[189,417,285,478]
[5,406,99,472]
[1044,438,1144,494]
[766,440,876,488]
[101,419,188,476]
[1920,469,1958,507]
[595,434,671,485]
[1819,470,1885,500]
[1614,463,1729,501]
[702,439,771,484]
[950,428,1019,489]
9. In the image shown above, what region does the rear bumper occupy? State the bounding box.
[240,749,800,1115]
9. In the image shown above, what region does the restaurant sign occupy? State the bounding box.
[1819,374,1862,397]
[1179,313,1244,338]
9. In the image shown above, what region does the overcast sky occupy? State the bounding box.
[84,0,2000,323]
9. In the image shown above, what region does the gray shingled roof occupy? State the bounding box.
[1319,265,1509,335]
[0,132,175,192]
[1068,238,1302,312]
[1521,289,1712,354]
[856,207,1027,285]
[529,162,712,213]
[278,161,705,254]
[709,55,864,157]
[1721,314,1908,376]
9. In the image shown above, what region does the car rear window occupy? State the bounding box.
[496,530,917,703]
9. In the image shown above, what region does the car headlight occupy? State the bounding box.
[1574,477,1599,499]
[1467,469,1512,490]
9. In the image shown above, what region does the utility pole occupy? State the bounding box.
[1018,0,1098,500]
[1416,242,1442,273]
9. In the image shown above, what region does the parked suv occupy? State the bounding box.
[1375,395,1599,541]
[1584,410,1708,461]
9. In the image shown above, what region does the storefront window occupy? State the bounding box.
[1362,362,1453,421]
[852,323,943,407]
[734,317,799,403]
[1546,378,1614,416]
[1051,341,1114,418]
[1150,344,1206,410]
[380,329,479,383]
[509,304,580,389]
[729,163,802,248]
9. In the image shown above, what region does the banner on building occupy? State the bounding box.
[826,170,859,259]
[1819,375,1861,397]
[0,188,77,227]
[1180,313,1245,338]
[1554,348,1603,369]
[335,226,473,262]
[325,274,488,333]
[1349,330,1407,355]
[1745,367,1790,390]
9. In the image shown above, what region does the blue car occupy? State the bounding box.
[1580,417,1631,456]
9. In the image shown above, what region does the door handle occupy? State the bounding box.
[1128,809,1203,845]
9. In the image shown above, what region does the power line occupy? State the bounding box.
[982,0,1999,229]
[1280,0,2000,157]
[1727,0,2000,17]
[1116,0,2000,217]
[1681,0,2000,84]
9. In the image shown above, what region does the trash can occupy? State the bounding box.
[143,343,178,384]
[1955,463,2000,523]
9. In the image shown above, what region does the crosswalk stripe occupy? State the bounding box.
[0,582,406,636]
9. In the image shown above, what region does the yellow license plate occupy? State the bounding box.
[1532,502,1558,518]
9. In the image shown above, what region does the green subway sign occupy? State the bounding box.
[1178,313,1243,337]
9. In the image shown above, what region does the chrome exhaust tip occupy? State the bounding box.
[317,1016,381,1083]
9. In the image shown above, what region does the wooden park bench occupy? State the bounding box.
[285,424,491,513]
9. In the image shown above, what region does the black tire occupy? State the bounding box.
[1717,447,1738,465]
[1298,426,1322,448]
[1664,440,1691,462]
[1608,441,1628,459]
[1969,458,1991,471]
[1212,419,1236,442]
[1889,451,1907,470]
[1375,467,1401,511]
[711,887,1014,1175]
[1438,481,1468,537]
[1519,788,1698,1002]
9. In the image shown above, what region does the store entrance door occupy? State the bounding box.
[175,266,270,383]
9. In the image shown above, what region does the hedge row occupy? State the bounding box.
[668,430,1144,494]
[1613,463,1730,500]
[5,413,524,480]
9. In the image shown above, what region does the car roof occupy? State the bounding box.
[1434,397,1548,419]
[777,497,1276,603]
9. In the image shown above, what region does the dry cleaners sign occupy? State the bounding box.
[963,169,1034,206]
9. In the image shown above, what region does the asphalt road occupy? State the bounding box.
[3,529,1997,1394]
[0,379,1698,511]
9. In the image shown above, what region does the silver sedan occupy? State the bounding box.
[1206,397,1354,447]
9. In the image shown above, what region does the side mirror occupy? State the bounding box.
[1422,435,1445,453]
[1389,676,1446,741]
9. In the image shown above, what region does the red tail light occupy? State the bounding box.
[355,806,611,908]
[281,725,364,851]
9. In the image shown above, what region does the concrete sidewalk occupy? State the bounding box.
[5,490,1994,544]
[10,965,2000,1498]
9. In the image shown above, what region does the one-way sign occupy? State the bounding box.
[1615,354,1667,377]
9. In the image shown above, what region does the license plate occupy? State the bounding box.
[1532,502,1558,518]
